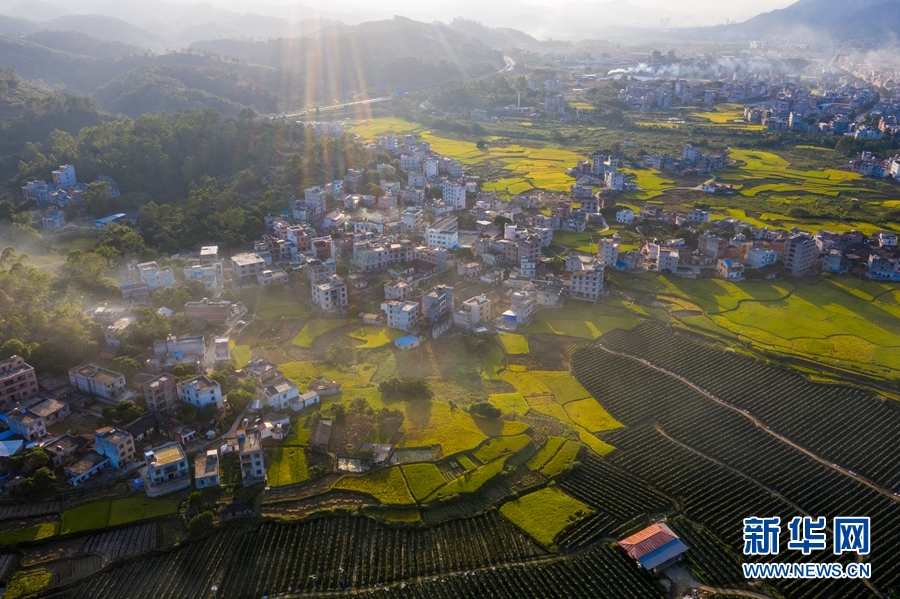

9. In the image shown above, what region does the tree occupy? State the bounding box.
[84,181,111,217]
[110,356,140,380]
[187,511,217,538]
[377,377,434,399]
[24,467,56,497]
[493,214,512,228]
[468,402,502,419]
[476,140,487,150]
[0,339,31,360]
[227,389,253,413]
[349,396,371,414]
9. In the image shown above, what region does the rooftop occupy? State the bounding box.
[145,443,185,468]
[96,427,131,445]
[237,429,262,453]
[194,449,219,480]
[619,522,689,570]
[66,453,109,475]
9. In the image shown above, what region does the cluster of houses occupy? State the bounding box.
[21,164,122,230]
[613,205,899,281]
[845,151,900,179]
[0,342,330,495]
[643,143,728,177]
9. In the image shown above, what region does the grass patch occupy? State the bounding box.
[268,446,310,487]
[108,497,180,527]
[283,425,312,446]
[291,318,356,348]
[497,333,530,355]
[376,509,422,524]
[427,455,510,500]
[541,440,582,477]
[563,398,623,433]
[473,434,531,463]
[401,463,448,501]
[575,426,616,456]
[61,501,111,535]
[481,346,506,380]
[357,363,378,383]
[499,371,552,397]
[398,401,490,456]
[229,340,251,367]
[489,392,529,415]
[279,361,321,385]
[527,437,566,471]
[333,466,415,505]
[5,569,51,599]
[349,326,404,349]
[0,522,59,546]
[531,372,592,404]
[500,487,592,549]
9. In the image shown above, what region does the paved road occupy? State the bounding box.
[500,55,515,73]
[276,96,394,119]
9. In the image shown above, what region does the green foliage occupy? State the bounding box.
[187,511,217,538]
[500,487,593,549]
[4,447,49,476]
[0,522,59,546]
[4,568,51,599]
[109,356,140,380]
[467,401,502,419]
[61,501,112,535]
[268,447,310,487]
[227,389,253,413]
[378,377,434,399]
[101,400,142,424]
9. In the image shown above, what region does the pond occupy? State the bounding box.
[337,458,370,473]
[392,448,435,464]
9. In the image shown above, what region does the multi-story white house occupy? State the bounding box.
[6,407,47,442]
[746,246,778,268]
[569,265,605,301]
[137,262,176,291]
[616,209,635,224]
[231,253,266,281]
[453,295,491,330]
[784,232,817,276]
[312,275,348,310]
[144,442,190,496]
[441,182,466,210]
[426,217,459,249]
[177,375,224,410]
[599,235,621,266]
[69,364,127,402]
[238,429,266,486]
[261,378,300,411]
[95,427,135,468]
[382,300,419,331]
[194,449,220,489]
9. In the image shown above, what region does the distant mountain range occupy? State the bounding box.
[725,0,900,40]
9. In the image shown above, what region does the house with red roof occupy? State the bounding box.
[618,522,689,572]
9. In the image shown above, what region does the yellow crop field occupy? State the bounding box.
[500,487,592,549]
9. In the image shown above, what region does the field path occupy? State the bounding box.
[698,585,773,599]
[595,343,900,506]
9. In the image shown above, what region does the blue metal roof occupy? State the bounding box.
[637,538,689,570]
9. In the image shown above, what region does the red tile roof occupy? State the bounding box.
[619,523,678,560]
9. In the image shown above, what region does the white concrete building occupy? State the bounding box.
[616,209,635,224]
[599,234,621,266]
[453,295,491,329]
[52,164,76,188]
[312,275,348,310]
[569,265,604,301]
[231,253,266,281]
[262,378,300,411]
[441,182,466,210]
[382,300,419,331]
[177,375,224,410]
[426,217,459,249]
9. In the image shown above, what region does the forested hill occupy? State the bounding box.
[0,16,504,120]
[191,16,504,92]
[0,35,292,118]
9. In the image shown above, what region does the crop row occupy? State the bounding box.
[599,322,900,489]
[336,542,665,599]
[559,452,671,523]
[39,528,238,599]
[604,425,875,599]
[82,523,157,562]
[217,512,542,597]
